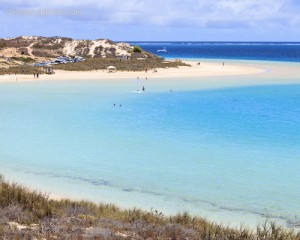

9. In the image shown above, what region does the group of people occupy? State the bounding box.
[137,76,148,80]
[34,72,39,79]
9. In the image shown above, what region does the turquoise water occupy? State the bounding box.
[0,80,300,228]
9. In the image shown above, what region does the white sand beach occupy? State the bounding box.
[0,60,266,82]
[1,60,300,89]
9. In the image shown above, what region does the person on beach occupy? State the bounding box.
[37,73,39,79]
[34,72,36,78]
[223,62,224,66]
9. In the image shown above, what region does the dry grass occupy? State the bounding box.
[0,65,43,75]
[0,58,189,76]
[53,57,190,72]
[0,175,299,239]
[11,56,35,63]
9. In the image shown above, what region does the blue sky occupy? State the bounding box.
[1,0,300,41]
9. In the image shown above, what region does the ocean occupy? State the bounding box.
[130,41,300,62]
[1,43,300,228]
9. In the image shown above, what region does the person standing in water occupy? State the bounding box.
[142,86,145,91]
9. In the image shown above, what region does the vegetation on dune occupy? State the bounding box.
[105,39,116,46]
[53,57,190,72]
[0,40,6,49]
[18,47,29,55]
[1,37,32,48]
[32,49,63,58]
[0,65,43,75]
[0,57,188,76]
[33,42,65,50]
[11,56,35,63]
[132,46,142,53]
[0,176,299,239]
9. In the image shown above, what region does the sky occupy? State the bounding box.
[0,0,300,41]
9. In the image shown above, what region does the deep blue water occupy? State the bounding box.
[129,42,300,62]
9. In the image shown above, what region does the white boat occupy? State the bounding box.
[157,47,167,53]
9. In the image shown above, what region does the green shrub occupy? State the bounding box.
[11,57,35,63]
[133,46,142,53]
[0,40,6,49]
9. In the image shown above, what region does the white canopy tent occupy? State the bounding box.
[107,66,117,73]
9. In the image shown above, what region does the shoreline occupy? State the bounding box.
[1,175,299,239]
[0,59,266,83]
[1,59,300,90]
[1,172,299,231]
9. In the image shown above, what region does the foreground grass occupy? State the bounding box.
[0,176,299,239]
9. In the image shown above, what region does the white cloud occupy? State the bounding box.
[1,0,299,28]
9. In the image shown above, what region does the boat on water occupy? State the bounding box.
[157,47,167,53]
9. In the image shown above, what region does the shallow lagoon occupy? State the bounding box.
[0,78,299,228]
